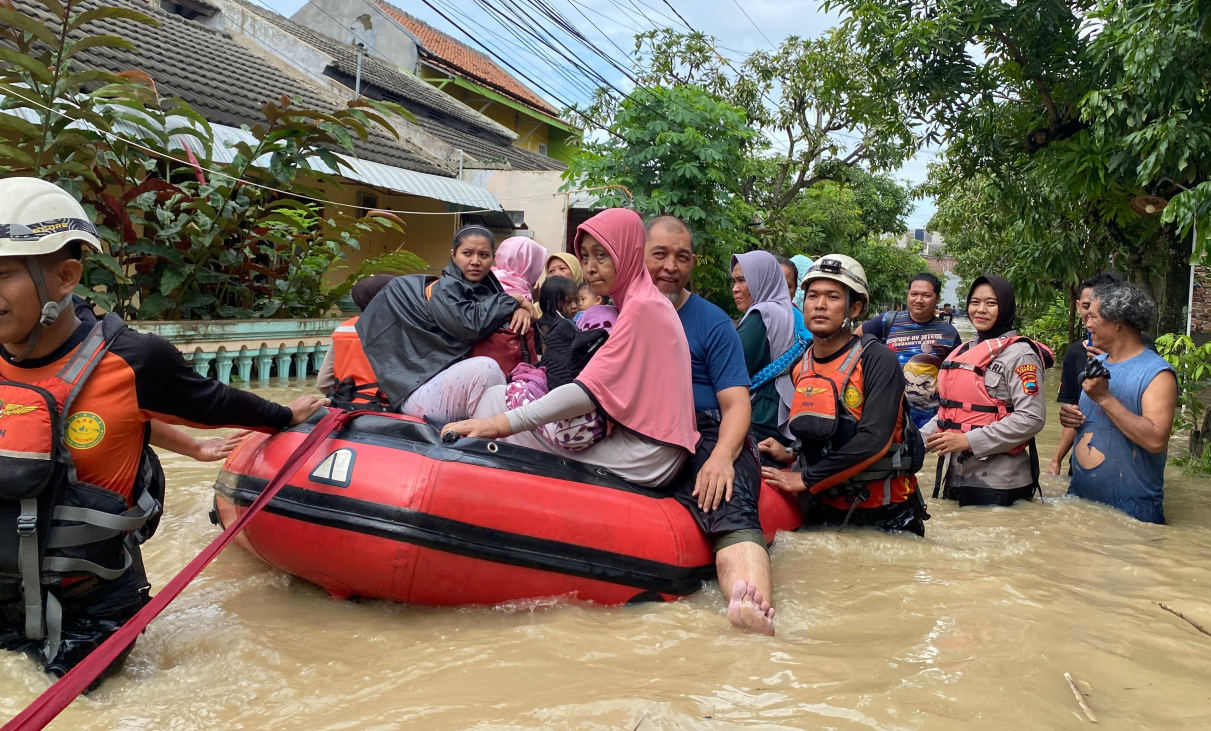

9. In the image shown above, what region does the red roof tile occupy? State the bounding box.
[375,2,561,119]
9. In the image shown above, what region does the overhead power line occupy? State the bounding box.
[728,0,779,51]
[419,0,603,103]
[414,0,629,137]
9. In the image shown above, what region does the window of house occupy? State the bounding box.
[356,191,379,215]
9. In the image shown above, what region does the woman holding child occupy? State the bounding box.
[443,208,698,487]
[357,226,534,423]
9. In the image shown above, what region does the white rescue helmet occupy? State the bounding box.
[0,177,102,257]
[802,253,869,302]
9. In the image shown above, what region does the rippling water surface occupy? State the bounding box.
[4,342,1211,729]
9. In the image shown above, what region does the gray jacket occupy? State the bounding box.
[357,264,518,408]
[922,337,1048,491]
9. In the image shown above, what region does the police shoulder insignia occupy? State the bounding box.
[64,411,106,449]
[843,384,864,408]
[1015,363,1039,396]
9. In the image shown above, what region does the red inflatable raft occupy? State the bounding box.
[212,411,802,606]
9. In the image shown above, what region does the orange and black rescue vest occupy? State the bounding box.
[935,335,1048,456]
[789,335,920,509]
[0,318,161,655]
[329,316,388,408]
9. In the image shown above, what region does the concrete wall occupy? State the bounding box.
[291,0,420,71]
[209,0,462,173]
[207,0,351,98]
[465,169,568,255]
[312,177,461,284]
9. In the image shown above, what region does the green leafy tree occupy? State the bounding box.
[0,0,425,319]
[623,27,917,212]
[566,27,923,306]
[565,84,758,303]
[828,0,1206,333]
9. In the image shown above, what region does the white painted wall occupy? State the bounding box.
[466,169,569,254]
[291,0,420,71]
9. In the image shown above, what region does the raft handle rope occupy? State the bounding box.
[836,488,870,534]
[2,408,353,731]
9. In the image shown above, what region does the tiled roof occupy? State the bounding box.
[233,0,514,140]
[374,2,563,120]
[7,0,455,177]
[235,0,565,172]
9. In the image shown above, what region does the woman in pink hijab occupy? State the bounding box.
[443,208,698,487]
[491,236,547,300]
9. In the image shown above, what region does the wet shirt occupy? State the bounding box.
[677,294,749,413]
[863,311,961,426]
[358,267,517,407]
[1059,335,1155,405]
[921,338,1047,491]
[0,317,291,502]
[1069,349,1173,523]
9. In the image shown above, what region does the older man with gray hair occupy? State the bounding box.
[1061,281,1177,523]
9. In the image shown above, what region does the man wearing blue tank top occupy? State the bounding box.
[1061,282,1177,523]
[861,273,961,428]
[643,216,775,635]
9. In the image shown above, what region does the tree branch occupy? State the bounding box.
[988,23,1061,130]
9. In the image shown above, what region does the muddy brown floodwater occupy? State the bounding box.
[3,333,1210,729]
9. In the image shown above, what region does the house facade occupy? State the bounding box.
[288,0,582,253]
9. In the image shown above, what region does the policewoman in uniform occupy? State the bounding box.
[0,178,325,685]
[921,274,1052,506]
[760,255,927,536]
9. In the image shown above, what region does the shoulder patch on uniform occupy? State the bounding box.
[64,411,106,449]
[1015,363,1039,396]
[843,383,863,408]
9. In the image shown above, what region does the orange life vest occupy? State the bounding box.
[328,316,389,409]
[0,318,160,653]
[789,335,919,509]
[332,316,377,385]
[935,335,1048,456]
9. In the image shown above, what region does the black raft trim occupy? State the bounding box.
[284,411,669,498]
[215,472,713,597]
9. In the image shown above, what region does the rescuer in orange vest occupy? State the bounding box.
[0,178,326,685]
[759,254,928,535]
[315,274,397,408]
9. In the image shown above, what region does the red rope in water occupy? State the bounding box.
[3,408,350,730]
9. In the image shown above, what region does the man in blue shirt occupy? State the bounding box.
[862,272,961,427]
[1060,281,1176,523]
[644,216,774,635]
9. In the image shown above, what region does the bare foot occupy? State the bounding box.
[727,579,775,636]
